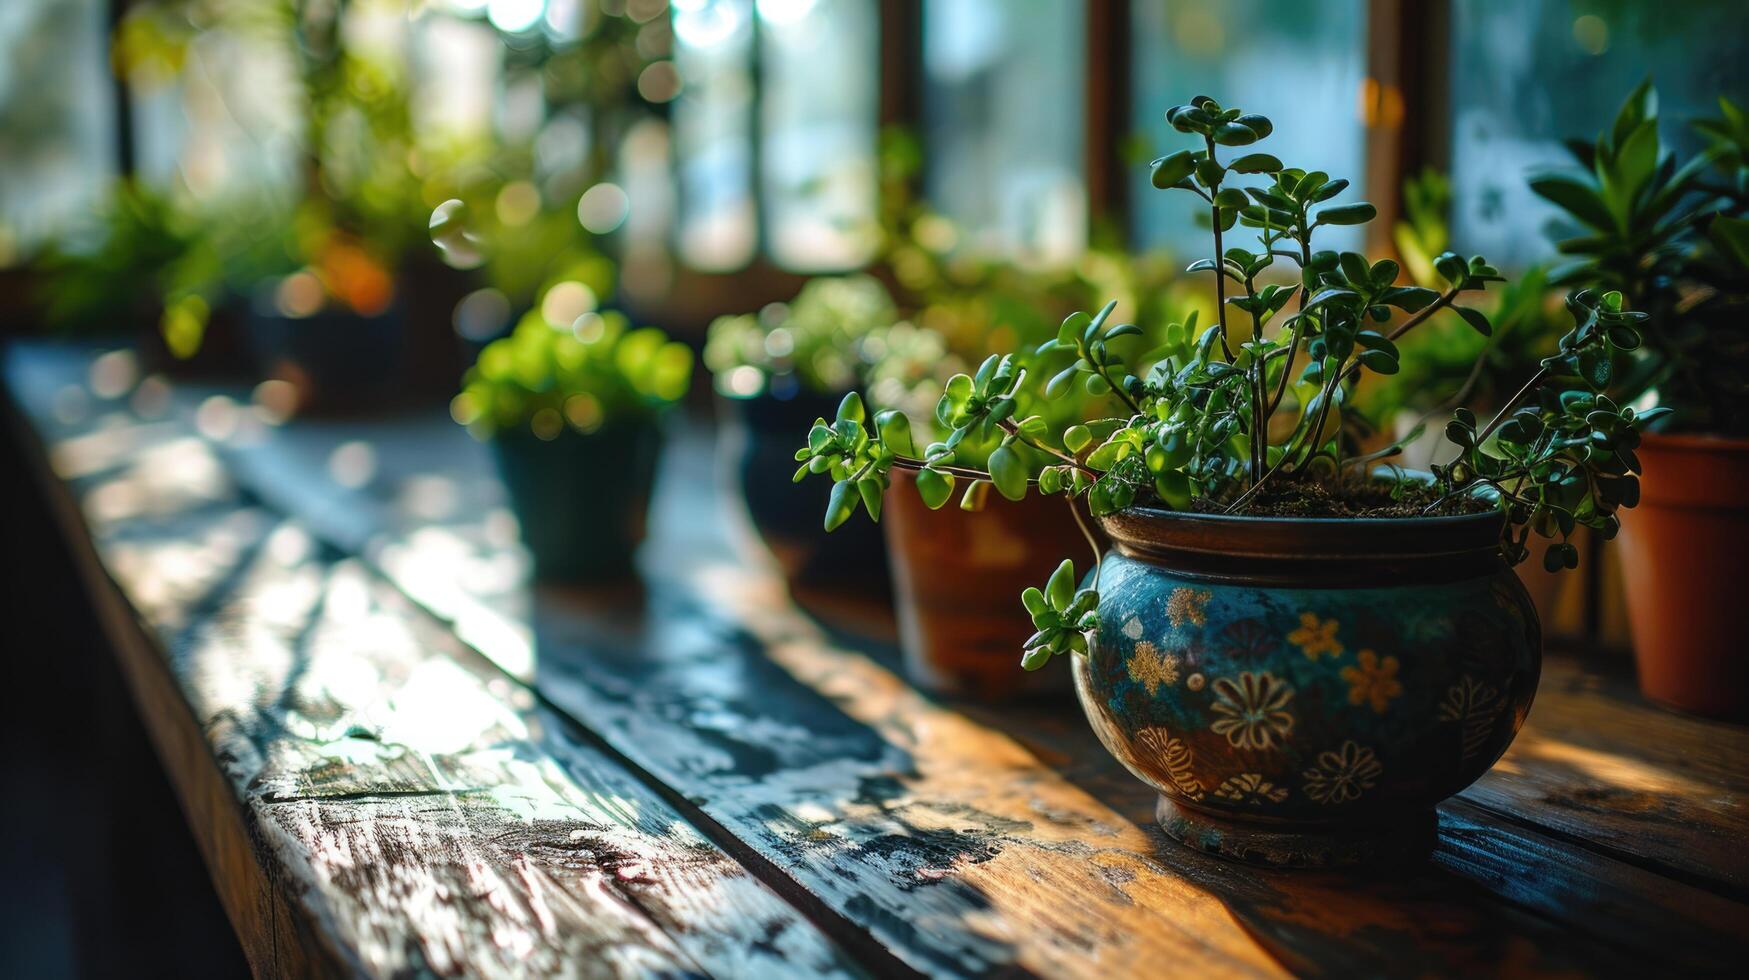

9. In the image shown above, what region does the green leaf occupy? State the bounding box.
[835,391,864,424]
[1227,152,1283,173]
[1316,202,1376,226]
[1528,173,1613,230]
[1046,365,1081,399]
[988,445,1029,501]
[1046,559,1076,612]
[824,480,856,531]
[1358,348,1399,374]
[875,410,915,456]
[959,479,990,511]
[857,477,884,521]
[1234,113,1273,139]
[1455,306,1492,336]
[914,467,954,509]
[1213,122,1258,146]
[1021,587,1050,619]
[1151,149,1196,189]
[1064,424,1093,454]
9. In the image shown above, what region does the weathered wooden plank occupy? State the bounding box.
[6,347,863,979]
[16,344,1748,977]
[185,393,1749,974]
[1461,658,1749,898]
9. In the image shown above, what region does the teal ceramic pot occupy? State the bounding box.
[490,419,662,583]
[1074,506,1540,867]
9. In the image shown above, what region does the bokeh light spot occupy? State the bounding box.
[540,281,597,325]
[275,272,326,319]
[328,441,378,489]
[637,61,682,103]
[577,183,631,234]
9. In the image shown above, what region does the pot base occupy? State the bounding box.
[1156,797,1435,869]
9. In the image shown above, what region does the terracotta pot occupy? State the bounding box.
[882,468,1091,699]
[1618,433,1749,719]
[1077,507,1540,867]
[718,391,891,597]
[491,419,662,583]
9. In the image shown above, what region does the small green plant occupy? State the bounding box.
[452,307,692,441]
[1530,82,1749,435]
[705,275,899,400]
[793,96,1659,670]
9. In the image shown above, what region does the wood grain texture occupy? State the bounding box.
[6,346,858,979]
[11,343,1749,978]
[177,386,1749,975]
[1461,658,1749,898]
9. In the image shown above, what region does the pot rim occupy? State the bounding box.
[1638,430,1749,454]
[1096,504,1509,584]
[1112,503,1503,531]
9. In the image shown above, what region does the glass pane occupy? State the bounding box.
[673,0,757,270]
[1449,0,1749,268]
[0,0,116,259]
[759,0,880,271]
[1128,0,1368,256]
[923,0,1086,265]
[130,20,304,206]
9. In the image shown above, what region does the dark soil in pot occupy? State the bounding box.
[1077,506,1540,867]
[1618,432,1749,720]
[718,390,891,599]
[490,420,663,584]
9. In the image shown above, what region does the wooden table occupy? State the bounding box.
[7,342,1747,978]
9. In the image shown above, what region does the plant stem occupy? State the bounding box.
[887,455,994,482]
[1333,285,1462,387]
[997,418,1098,476]
[1206,138,1236,364]
[1471,366,1550,449]
[1265,240,1314,417]
[1067,494,1104,589]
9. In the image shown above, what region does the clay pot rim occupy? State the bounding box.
[1639,430,1749,455]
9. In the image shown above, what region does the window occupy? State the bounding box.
[673,0,757,270]
[1128,0,1369,256]
[1449,0,1749,268]
[0,0,116,261]
[758,0,880,271]
[923,0,1086,265]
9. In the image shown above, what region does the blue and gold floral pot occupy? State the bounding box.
[1075,506,1540,867]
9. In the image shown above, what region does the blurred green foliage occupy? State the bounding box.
[1531,83,1749,435]
[453,309,692,440]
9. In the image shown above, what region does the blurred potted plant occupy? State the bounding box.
[705,275,898,598]
[32,181,252,376]
[452,305,691,583]
[793,97,1658,866]
[843,132,1183,698]
[1530,84,1749,717]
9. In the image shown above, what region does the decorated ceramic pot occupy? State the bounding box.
[1075,506,1541,867]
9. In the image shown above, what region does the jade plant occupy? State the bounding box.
[1529,83,1749,435]
[452,306,692,441]
[793,96,1662,669]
